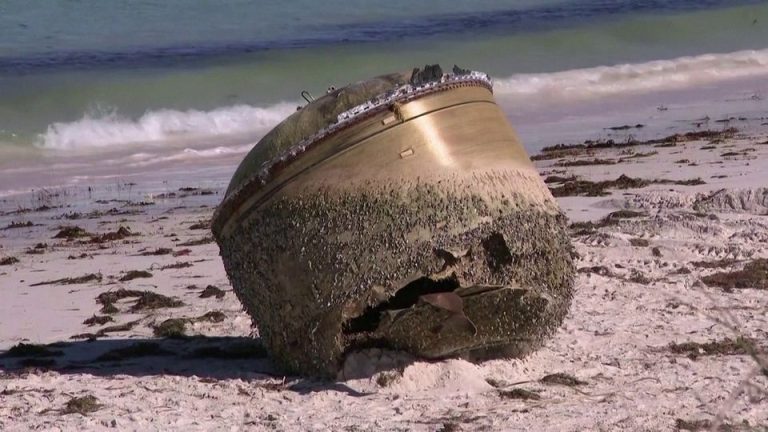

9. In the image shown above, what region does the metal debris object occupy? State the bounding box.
[211,65,575,377]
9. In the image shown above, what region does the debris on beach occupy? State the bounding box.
[96,288,183,314]
[0,256,19,266]
[211,66,575,376]
[53,226,92,239]
[118,270,153,282]
[539,372,587,387]
[83,315,114,326]
[548,174,705,197]
[667,337,755,360]
[89,226,136,243]
[25,243,48,254]
[700,259,768,291]
[177,236,214,246]
[2,221,34,230]
[199,285,226,299]
[30,273,102,286]
[62,395,102,415]
[136,247,173,256]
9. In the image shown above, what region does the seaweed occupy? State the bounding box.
[67,253,90,260]
[668,337,754,360]
[199,285,226,299]
[196,311,226,323]
[96,288,145,305]
[53,226,91,239]
[553,158,617,167]
[178,236,214,246]
[137,248,173,256]
[130,292,184,312]
[569,209,646,235]
[621,151,658,160]
[535,128,737,160]
[26,243,48,254]
[375,370,403,387]
[96,289,182,313]
[70,320,141,340]
[159,261,193,270]
[119,270,153,282]
[90,226,135,243]
[628,270,652,285]
[30,273,102,286]
[539,373,587,387]
[3,221,34,230]
[498,388,541,400]
[700,259,768,291]
[549,174,705,197]
[152,311,227,338]
[0,256,19,266]
[153,319,187,338]
[62,395,101,415]
[670,267,692,275]
[577,266,613,277]
[543,175,577,184]
[189,221,210,230]
[83,315,114,326]
[691,258,737,269]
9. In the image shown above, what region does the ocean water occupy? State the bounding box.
[1,0,768,194]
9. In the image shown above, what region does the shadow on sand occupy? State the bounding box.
[0,336,372,397]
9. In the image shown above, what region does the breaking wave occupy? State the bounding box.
[36,102,296,150]
[494,49,768,104]
[33,49,768,152]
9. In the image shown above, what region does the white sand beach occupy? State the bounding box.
[1,120,767,431]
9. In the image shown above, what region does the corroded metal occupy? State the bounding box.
[212,67,575,377]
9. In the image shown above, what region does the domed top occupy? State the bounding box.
[225,70,414,197]
[214,64,491,237]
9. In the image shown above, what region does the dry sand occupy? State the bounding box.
[1,126,767,431]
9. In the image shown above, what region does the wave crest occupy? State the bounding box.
[494,49,768,104]
[36,103,296,150]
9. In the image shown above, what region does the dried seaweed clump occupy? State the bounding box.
[62,395,101,415]
[0,256,19,266]
[548,174,705,198]
[53,226,91,239]
[700,259,768,291]
[30,273,102,286]
[96,288,183,314]
[668,337,754,360]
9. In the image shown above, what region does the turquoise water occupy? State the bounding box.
[1,1,767,193]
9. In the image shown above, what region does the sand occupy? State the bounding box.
[1,125,768,431]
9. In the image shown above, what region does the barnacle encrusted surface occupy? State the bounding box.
[217,171,574,377]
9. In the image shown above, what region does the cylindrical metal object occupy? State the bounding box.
[213,68,574,377]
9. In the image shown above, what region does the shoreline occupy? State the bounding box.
[3,70,767,201]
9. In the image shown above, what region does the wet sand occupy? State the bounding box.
[1,124,767,431]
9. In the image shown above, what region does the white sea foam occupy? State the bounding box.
[494,49,768,105]
[36,103,296,150]
[124,145,255,168]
